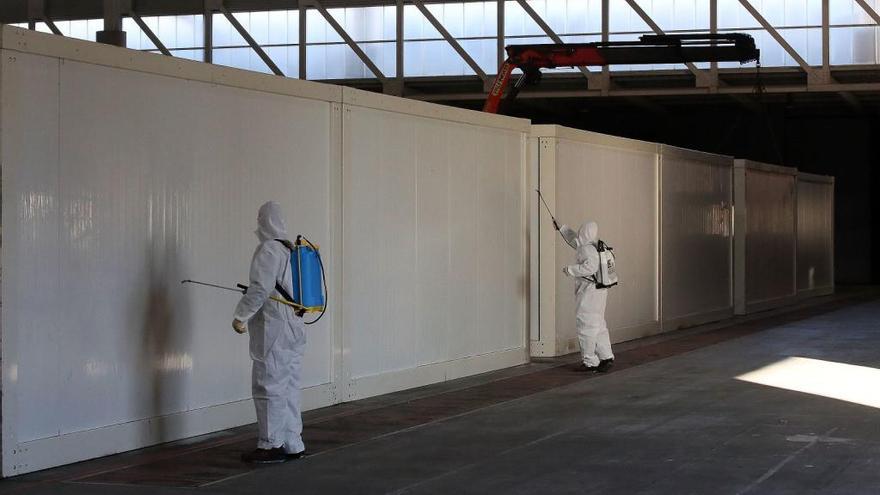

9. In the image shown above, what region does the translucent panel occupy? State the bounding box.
[504,2,555,36]
[785,0,809,26]
[855,0,880,23]
[172,49,205,62]
[565,0,588,34]
[384,5,398,39]
[757,30,788,67]
[212,47,272,73]
[212,14,246,48]
[807,0,822,24]
[806,27,823,65]
[362,6,388,41]
[779,28,809,66]
[830,26,854,65]
[586,0,602,32]
[442,2,465,37]
[404,40,490,76]
[544,0,568,35]
[264,46,291,74]
[852,26,878,64]
[463,2,496,37]
[673,0,698,30]
[288,10,301,44]
[249,11,270,45]
[308,44,369,79]
[648,0,675,30]
[66,19,100,41]
[122,18,145,50]
[718,0,760,29]
[830,0,855,24]
[761,0,786,25]
[307,9,339,44]
[504,1,527,37]
[268,10,290,45]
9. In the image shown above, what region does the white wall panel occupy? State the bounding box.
[342,92,528,395]
[530,126,660,357]
[1,48,337,475]
[797,173,835,297]
[660,146,734,330]
[733,160,798,315]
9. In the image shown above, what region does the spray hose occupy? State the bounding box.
[182,234,328,326]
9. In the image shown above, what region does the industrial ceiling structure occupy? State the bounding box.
[2,0,880,112]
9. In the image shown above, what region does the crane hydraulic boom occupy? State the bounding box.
[483,33,760,113]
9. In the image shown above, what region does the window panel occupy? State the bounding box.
[829,0,854,24]
[213,14,245,48]
[565,0,588,34]
[851,26,877,64]
[268,10,289,45]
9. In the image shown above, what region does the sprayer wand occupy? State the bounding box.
[181,279,308,311]
[536,189,560,231]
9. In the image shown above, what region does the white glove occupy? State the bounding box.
[232,319,247,334]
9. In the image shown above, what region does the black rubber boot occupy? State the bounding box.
[597,358,615,373]
[578,363,600,373]
[242,447,288,464]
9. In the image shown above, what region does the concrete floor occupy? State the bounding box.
[3,296,879,494]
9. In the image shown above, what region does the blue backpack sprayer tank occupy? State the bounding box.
[182,234,328,325]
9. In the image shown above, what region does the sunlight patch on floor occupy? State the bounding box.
[736,356,880,409]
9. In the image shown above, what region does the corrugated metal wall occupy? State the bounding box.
[734,161,798,314]
[660,146,735,330]
[533,127,660,357]
[797,174,835,296]
[342,95,528,398]
[0,28,529,475]
[1,50,339,474]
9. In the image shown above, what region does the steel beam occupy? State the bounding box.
[204,5,213,63]
[514,0,591,81]
[220,4,284,75]
[310,0,388,83]
[496,0,504,68]
[624,0,704,85]
[855,0,880,25]
[130,12,173,56]
[710,0,719,85]
[44,19,63,35]
[397,0,404,80]
[409,81,880,101]
[411,0,488,83]
[738,0,811,72]
[298,0,307,79]
[822,0,830,75]
[97,0,128,46]
[27,0,63,35]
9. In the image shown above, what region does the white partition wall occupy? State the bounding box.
[660,146,735,330]
[341,89,530,399]
[0,26,530,476]
[796,172,835,298]
[530,126,660,357]
[733,160,798,315]
[0,27,342,476]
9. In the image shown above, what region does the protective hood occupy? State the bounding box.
[255,201,288,242]
[578,221,599,246]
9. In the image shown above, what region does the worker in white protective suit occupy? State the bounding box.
[559,221,615,373]
[232,201,307,464]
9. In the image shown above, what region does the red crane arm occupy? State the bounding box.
[483,34,760,114]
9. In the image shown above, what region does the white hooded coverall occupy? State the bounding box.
[560,221,615,367]
[234,201,307,454]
